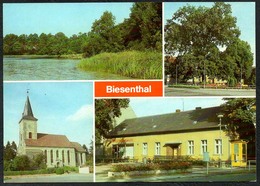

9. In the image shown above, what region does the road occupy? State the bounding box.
[165,87,256,96]
[4,173,94,183]
[95,164,256,182]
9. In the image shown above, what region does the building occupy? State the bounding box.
[17,96,86,167]
[105,106,248,167]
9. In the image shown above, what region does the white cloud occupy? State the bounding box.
[66,104,93,122]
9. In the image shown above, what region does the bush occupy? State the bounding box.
[62,166,79,173]
[12,155,31,171]
[55,168,64,175]
[111,162,192,172]
[168,84,200,89]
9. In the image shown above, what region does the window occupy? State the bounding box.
[215,139,222,154]
[155,142,160,155]
[29,132,32,139]
[62,150,64,163]
[56,150,59,158]
[50,150,53,163]
[201,140,207,154]
[188,140,194,155]
[67,150,70,164]
[44,150,47,163]
[143,143,148,155]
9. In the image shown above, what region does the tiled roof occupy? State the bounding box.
[107,106,222,138]
[71,142,86,152]
[25,133,74,148]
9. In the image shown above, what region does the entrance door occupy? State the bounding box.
[231,141,247,167]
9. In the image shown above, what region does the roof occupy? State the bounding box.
[107,106,222,138]
[19,96,38,123]
[25,133,75,149]
[71,142,86,152]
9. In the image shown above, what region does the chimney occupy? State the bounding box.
[195,107,202,110]
[176,109,181,113]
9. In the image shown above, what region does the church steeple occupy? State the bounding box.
[19,96,38,123]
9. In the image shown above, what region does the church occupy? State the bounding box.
[17,96,87,167]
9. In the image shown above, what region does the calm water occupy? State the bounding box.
[3,57,130,81]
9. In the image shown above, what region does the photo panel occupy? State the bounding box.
[164,2,256,97]
[94,97,256,182]
[3,82,94,183]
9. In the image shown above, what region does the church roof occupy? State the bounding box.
[19,96,38,123]
[71,142,86,152]
[25,133,75,148]
[107,106,222,138]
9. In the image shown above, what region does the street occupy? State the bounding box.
[165,87,256,96]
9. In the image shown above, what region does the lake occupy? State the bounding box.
[3,57,130,81]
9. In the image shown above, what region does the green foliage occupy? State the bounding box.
[168,84,200,89]
[62,166,79,173]
[111,162,192,172]
[12,155,31,171]
[4,141,17,161]
[95,99,130,142]
[164,2,253,85]
[78,51,162,79]
[221,98,256,142]
[55,167,65,175]
[31,153,47,170]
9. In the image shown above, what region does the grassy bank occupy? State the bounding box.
[78,51,162,79]
[4,54,83,59]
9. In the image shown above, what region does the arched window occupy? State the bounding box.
[62,150,64,163]
[29,132,32,139]
[56,150,59,159]
[51,150,53,163]
[67,150,70,164]
[44,150,47,163]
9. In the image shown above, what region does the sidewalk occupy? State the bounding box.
[95,164,256,182]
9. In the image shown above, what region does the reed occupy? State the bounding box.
[77,50,162,79]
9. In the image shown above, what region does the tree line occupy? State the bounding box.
[165,2,255,86]
[4,2,162,58]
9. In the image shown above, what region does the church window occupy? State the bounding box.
[56,150,59,159]
[62,150,64,163]
[51,150,53,163]
[67,150,70,164]
[81,153,83,164]
[44,150,47,162]
[29,132,32,139]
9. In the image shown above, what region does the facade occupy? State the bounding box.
[17,96,86,167]
[106,106,247,166]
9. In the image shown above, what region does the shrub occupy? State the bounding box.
[62,166,79,173]
[55,168,64,175]
[12,155,31,171]
[168,84,200,89]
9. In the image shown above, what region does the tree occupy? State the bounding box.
[4,141,17,161]
[82,144,89,155]
[31,153,47,169]
[165,2,241,83]
[222,39,253,83]
[12,155,31,171]
[95,99,130,143]
[124,2,162,51]
[221,98,256,142]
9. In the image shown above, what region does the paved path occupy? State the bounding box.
[4,173,94,183]
[95,164,256,182]
[165,87,256,96]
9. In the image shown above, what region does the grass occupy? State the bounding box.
[77,50,162,79]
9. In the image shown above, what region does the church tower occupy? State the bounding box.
[18,96,38,155]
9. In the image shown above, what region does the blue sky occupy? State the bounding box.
[3,3,133,37]
[164,2,256,66]
[4,82,93,149]
[129,98,226,117]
